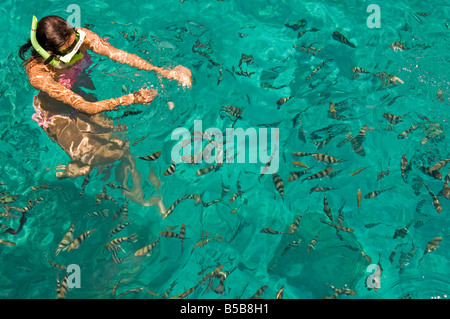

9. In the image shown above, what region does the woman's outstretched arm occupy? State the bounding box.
[26,60,155,114]
[81,28,192,88]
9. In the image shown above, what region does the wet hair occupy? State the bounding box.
[19,15,75,66]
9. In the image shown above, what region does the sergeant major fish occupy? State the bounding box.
[109,220,134,237]
[272,173,284,200]
[137,151,162,161]
[287,168,311,182]
[400,155,411,182]
[364,187,395,199]
[289,212,305,234]
[67,229,95,252]
[164,161,177,176]
[423,184,442,214]
[323,193,333,221]
[418,237,442,266]
[134,236,160,257]
[382,112,406,125]
[260,227,284,235]
[308,230,321,252]
[302,167,333,183]
[55,221,75,256]
[332,31,356,48]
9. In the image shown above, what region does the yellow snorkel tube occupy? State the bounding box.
[30,16,61,68]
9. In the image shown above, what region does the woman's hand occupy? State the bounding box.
[132,88,158,105]
[164,65,193,88]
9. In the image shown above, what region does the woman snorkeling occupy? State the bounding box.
[19,15,192,209]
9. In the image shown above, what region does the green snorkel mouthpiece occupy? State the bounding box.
[30,16,60,68]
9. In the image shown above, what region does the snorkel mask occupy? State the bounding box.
[30,16,85,68]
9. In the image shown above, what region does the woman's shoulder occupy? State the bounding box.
[25,58,46,74]
[25,58,57,85]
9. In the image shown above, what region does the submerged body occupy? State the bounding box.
[22,17,192,208]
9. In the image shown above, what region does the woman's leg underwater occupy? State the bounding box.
[115,150,166,213]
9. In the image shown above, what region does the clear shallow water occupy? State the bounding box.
[0,0,449,299]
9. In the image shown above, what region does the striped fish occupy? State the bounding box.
[292,112,308,142]
[95,193,119,206]
[306,60,327,80]
[302,167,333,182]
[277,96,293,108]
[132,133,149,146]
[308,231,321,252]
[79,173,91,197]
[393,220,413,239]
[134,236,160,256]
[281,240,301,257]
[0,195,18,204]
[352,66,370,79]
[109,220,134,237]
[442,172,450,199]
[117,287,146,298]
[364,187,395,199]
[196,163,222,176]
[292,151,313,157]
[311,153,343,163]
[137,151,162,161]
[45,255,66,270]
[55,221,75,256]
[250,285,268,299]
[348,134,365,156]
[376,167,390,181]
[179,224,186,251]
[321,220,354,233]
[67,229,95,251]
[336,201,345,226]
[173,284,200,300]
[120,200,129,223]
[323,193,333,221]
[160,230,181,238]
[401,154,410,182]
[87,209,109,218]
[163,194,202,219]
[56,273,69,299]
[424,184,442,213]
[260,227,284,235]
[221,105,243,120]
[164,161,176,176]
[382,113,406,125]
[272,173,284,200]
[419,165,442,180]
[430,158,450,171]
[310,186,338,193]
[397,246,416,274]
[112,278,132,296]
[397,124,417,139]
[328,101,337,119]
[105,234,138,252]
[418,237,441,266]
[355,125,369,141]
[390,41,409,51]
[289,213,305,234]
[287,169,311,182]
[312,135,333,149]
[332,31,356,48]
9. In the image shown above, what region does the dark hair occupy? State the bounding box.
[19,15,75,65]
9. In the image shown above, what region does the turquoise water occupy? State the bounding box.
[0,0,449,299]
